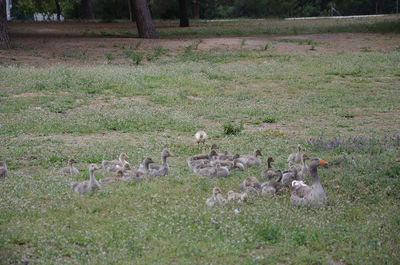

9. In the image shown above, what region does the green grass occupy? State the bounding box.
[1,25,400,264]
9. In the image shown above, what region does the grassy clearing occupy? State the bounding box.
[1,24,400,264]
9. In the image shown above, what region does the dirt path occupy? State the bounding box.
[1,22,399,66]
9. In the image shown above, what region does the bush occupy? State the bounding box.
[223,121,243,135]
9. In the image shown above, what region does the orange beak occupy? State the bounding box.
[319,159,328,165]
[249,180,254,187]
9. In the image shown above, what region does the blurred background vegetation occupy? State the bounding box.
[11,0,400,21]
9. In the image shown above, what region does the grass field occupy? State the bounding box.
[1,17,400,264]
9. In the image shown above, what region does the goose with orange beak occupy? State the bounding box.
[290,158,329,208]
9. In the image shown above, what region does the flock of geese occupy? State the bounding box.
[189,141,329,208]
[0,131,329,208]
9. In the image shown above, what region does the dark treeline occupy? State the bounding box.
[11,0,400,20]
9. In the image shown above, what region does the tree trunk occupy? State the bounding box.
[0,0,10,49]
[378,0,385,13]
[130,0,157,39]
[128,0,132,21]
[192,0,199,19]
[179,0,189,27]
[55,0,61,21]
[82,0,95,19]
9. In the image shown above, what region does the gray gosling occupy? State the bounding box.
[227,190,248,203]
[0,161,8,178]
[206,187,227,207]
[71,164,101,194]
[59,158,79,176]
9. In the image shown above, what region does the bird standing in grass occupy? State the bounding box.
[195,130,207,145]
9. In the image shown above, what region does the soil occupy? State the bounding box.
[1,22,399,66]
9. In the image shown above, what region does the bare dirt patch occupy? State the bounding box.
[2,22,399,66]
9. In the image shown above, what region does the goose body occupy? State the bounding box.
[71,164,101,194]
[215,164,230,177]
[0,161,8,178]
[261,180,284,195]
[290,158,328,207]
[195,130,207,145]
[102,153,129,173]
[149,149,173,177]
[227,190,248,203]
[237,149,262,166]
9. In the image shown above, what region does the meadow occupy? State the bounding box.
[0,17,400,264]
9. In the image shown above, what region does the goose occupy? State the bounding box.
[238,177,261,195]
[297,154,310,181]
[290,158,328,207]
[187,150,218,170]
[215,163,230,177]
[194,164,216,176]
[102,153,129,173]
[136,157,155,178]
[227,190,248,203]
[195,130,207,145]
[261,174,284,195]
[0,161,8,178]
[58,158,79,176]
[237,149,262,166]
[206,187,227,207]
[288,144,302,164]
[232,159,245,171]
[261,157,283,180]
[100,169,124,185]
[149,149,173,177]
[71,164,101,194]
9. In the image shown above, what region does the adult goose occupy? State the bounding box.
[290,158,328,208]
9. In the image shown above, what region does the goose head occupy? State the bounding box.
[309,158,328,169]
[68,158,77,165]
[302,154,309,161]
[213,187,222,196]
[245,177,254,187]
[211,144,219,150]
[123,163,131,171]
[162,149,173,158]
[227,190,234,197]
[144,157,155,166]
[119,153,129,160]
[0,161,6,169]
[254,149,262,157]
[233,154,240,159]
[209,150,218,158]
[89,164,99,171]
[297,144,302,151]
[116,169,124,178]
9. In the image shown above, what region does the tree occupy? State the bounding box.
[129,0,157,38]
[55,0,61,21]
[0,0,11,49]
[179,0,189,27]
[82,0,95,19]
[192,0,199,19]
